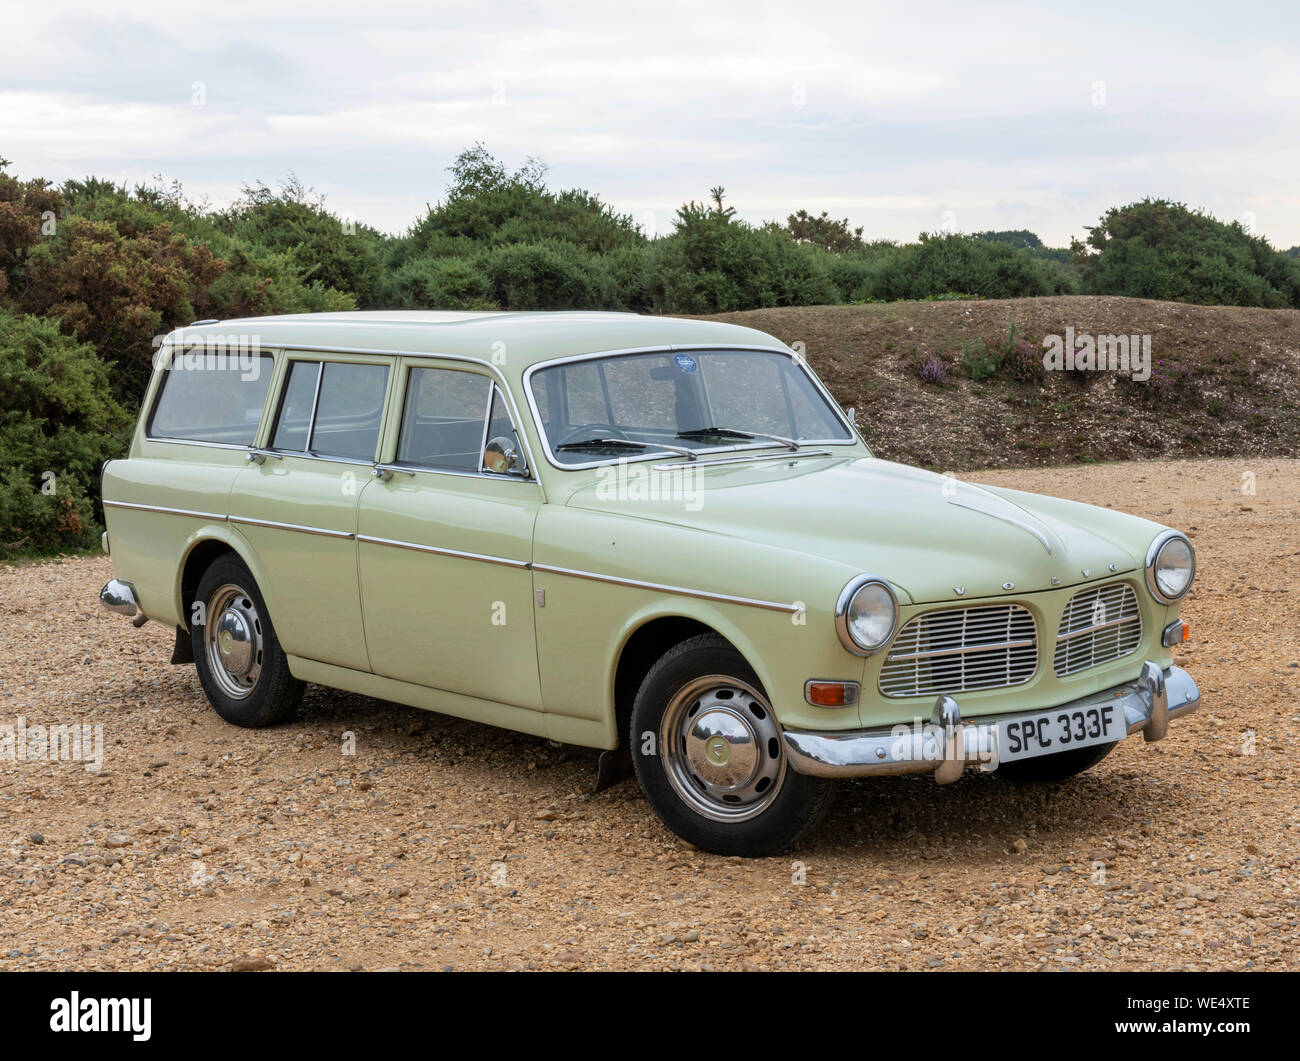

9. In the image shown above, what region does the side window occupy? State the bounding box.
[270,359,389,461]
[149,350,273,445]
[396,366,525,475]
[310,362,389,460]
[396,367,492,471]
[270,361,320,451]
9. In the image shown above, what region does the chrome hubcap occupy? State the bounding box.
[204,584,263,699]
[661,676,786,823]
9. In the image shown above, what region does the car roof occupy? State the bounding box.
[167,311,790,371]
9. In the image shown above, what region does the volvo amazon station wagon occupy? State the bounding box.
[100,311,1200,856]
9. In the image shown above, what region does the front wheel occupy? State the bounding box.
[191,555,303,727]
[630,634,833,856]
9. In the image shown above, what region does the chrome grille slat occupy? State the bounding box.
[880,603,1038,698]
[1053,582,1142,676]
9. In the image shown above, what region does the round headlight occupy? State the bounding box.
[1146,531,1195,603]
[836,576,898,655]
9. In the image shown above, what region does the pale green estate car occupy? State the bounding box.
[100,311,1199,855]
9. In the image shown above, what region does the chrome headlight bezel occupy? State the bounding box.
[1145,530,1195,605]
[835,575,899,656]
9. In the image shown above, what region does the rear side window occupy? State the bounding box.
[269,359,389,461]
[311,362,389,460]
[149,350,273,445]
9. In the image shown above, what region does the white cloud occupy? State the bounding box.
[1,0,1298,246]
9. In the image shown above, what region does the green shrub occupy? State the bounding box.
[480,241,618,310]
[1082,199,1300,308]
[644,192,837,313]
[0,311,131,559]
[382,256,498,310]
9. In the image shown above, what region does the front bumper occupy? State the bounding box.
[783,661,1199,781]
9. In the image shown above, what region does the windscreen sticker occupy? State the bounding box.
[674,354,698,373]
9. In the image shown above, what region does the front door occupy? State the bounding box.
[358,361,543,710]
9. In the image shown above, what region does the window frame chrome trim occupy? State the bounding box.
[268,344,540,480]
[521,345,864,472]
[144,346,276,449]
[390,366,537,483]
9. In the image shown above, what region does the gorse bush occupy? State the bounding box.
[3,147,1300,557]
[0,311,131,559]
[643,190,838,313]
[1082,199,1300,308]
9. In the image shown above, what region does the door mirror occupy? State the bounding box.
[484,435,528,477]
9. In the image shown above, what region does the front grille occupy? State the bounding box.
[879,604,1039,698]
[1054,582,1142,676]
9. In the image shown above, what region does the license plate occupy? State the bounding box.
[995,701,1124,764]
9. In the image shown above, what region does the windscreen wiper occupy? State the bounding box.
[676,426,800,451]
[556,438,697,459]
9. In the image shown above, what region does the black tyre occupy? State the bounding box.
[191,555,303,728]
[996,740,1117,782]
[630,634,833,857]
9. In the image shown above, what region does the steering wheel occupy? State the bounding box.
[556,423,629,447]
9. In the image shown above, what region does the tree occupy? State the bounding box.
[0,310,131,558]
[1081,199,1300,308]
[785,209,864,252]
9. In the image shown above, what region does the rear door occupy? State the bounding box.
[357,360,543,710]
[229,353,394,672]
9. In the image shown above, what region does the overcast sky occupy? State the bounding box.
[4,0,1298,247]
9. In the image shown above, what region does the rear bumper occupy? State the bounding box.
[99,578,140,617]
[784,661,1199,781]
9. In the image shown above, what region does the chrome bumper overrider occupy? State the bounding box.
[783,661,1199,782]
[99,579,140,618]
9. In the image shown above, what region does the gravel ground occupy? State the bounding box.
[1,457,1296,971]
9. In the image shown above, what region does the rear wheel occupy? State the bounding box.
[630,634,833,856]
[191,555,303,727]
[996,740,1117,782]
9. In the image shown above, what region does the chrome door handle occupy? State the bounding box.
[246,449,284,465]
[371,464,416,481]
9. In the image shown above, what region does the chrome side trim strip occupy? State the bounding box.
[103,500,228,521]
[228,516,355,540]
[531,562,799,613]
[357,534,530,569]
[104,500,799,613]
